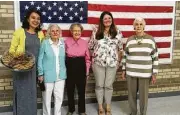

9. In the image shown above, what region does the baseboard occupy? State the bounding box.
[0,91,180,112]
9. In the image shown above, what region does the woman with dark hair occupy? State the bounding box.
[21,8,42,32]
[9,8,44,115]
[89,11,123,115]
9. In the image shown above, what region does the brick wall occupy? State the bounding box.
[0,1,180,108]
[0,1,14,107]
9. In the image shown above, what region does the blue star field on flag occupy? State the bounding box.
[20,1,88,23]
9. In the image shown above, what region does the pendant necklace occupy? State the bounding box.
[135,34,144,45]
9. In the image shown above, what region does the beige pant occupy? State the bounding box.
[92,63,117,104]
[127,76,150,115]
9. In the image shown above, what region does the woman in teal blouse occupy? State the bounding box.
[38,24,66,115]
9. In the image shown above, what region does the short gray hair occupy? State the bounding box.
[69,23,83,32]
[133,17,146,27]
[46,24,61,38]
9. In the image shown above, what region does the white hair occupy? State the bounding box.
[133,17,146,26]
[46,24,61,38]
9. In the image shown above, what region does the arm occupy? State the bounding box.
[151,40,159,84]
[85,42,91,76]
[122,46,128,71]
[117,30,123,65]
[121,51,127,80]
[88,29,97,51]
[9,31,21,57]
[151,42,158,75]
[38,31,45,43]
[38,40,45,77]
[121,40,129,80]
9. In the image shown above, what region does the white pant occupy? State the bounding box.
[42,80,65,115]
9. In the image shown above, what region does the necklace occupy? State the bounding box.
[135,35,144,45]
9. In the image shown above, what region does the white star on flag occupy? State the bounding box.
[53,2,57,6]
[64,12,68,16]
[25,5,29,10]
[36,5,41,10]
[42,2,46,6]
[58,16,63,20]
[48,16,52,20]
[30,1,35,5]
[69,16,73,20]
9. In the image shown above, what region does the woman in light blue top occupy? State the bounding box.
[38,24,66,115]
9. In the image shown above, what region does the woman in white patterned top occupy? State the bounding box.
[88,11,123,115]
[121,17,158,115]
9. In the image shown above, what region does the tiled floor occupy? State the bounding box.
[1,95,180,115]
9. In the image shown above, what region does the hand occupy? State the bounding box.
[151,75,156,84]
[38,76,44,83]
[14,52,24,58]
[117,61,122,68]
[121,71,126,80]
[92,24,98,33]
[86,75,90,81]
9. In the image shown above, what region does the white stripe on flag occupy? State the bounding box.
[158,48,171,54]
[88,11,174,19]
[88,1,175,6]
[42,23,172,31]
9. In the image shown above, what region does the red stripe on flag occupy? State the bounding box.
[43,30,171,38]
[122,31,171,37]
[156,42,171,48]
[61,30,171,38]
[88,4,173,12]
[146,31,171,37]
[88,18,172,25]
[159,53,170,58]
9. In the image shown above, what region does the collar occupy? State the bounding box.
[49,38,62,46]
[72,37,81,42]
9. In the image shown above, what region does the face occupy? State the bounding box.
[71,26,82,40]
[28,12,40,30]
[103,14,112,28]
[50,26,61,39]
[134,20,145,34]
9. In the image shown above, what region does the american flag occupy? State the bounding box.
[14,1,176,64]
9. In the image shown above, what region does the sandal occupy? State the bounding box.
[98,108,104,115]
[106,108,112,115]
